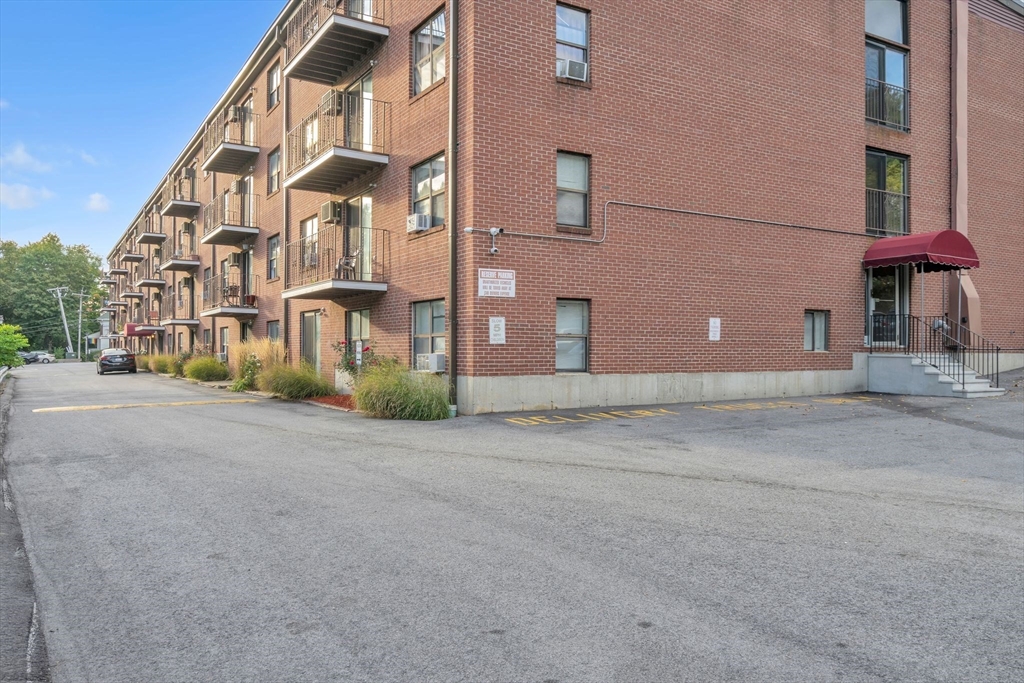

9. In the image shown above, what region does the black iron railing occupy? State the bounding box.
[204,106,259,153]
[866,188,908,236]
[159,294,195,320]
[284,224,389,290]
[284,0,387,65]
[204,194,261,233]
[127,308,161,325]
[163,170,198,204]
[285,92,389,177]
[201,272,260,311]
[865,78,910,131]
[869,313,1001,389]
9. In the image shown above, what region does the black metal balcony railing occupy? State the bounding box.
[160,295,195,321]
[869,314,1001,389]
[127,308,162,326]
[203,194,260,234]
[285,224,389,290]
[865,78,910,131]
[285,93,389,177]
[866,188,908,236]
[284,0,386,65]
[204,106,259,153]
[202,272,260,311]
[163,172,197,205]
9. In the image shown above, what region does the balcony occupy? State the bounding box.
[866,188,909,237]
[124,309,164,336]
[202,107,260,174]
[201,194,261,246]
[158,252,201,273]
[136,231,167,245]
[122,288,145,300]
[283,223,388,300]
[100,306,118,313]
[201,272,260,318]
[109,300,129,308]
[100,277,117,286]
[134,265,166,289]
[283,0,388,85]
[108,267,129,276]
[120,251,144,263]
[159,295,200,326]
[161,172,201,217]
[284,92,389,193]
[865,78,910,132]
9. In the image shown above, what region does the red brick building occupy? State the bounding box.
[105,0,1023,413]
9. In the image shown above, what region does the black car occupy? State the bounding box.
[97,348,137,375]
[17,351,40,364]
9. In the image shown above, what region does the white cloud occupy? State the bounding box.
[85,192,110,212]
[0,183,55,209]
[0,143,51,172]
[80,151,97,166]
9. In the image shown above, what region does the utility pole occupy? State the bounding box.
[47,287,74,355]
[72,289,87,359]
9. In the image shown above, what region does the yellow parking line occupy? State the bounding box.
[33,399,260,413]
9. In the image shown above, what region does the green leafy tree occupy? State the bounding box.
[0,324,30,368]
[0,234,104,351]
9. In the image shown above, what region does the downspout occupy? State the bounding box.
[447,0,460,412]
[278,25,291,352]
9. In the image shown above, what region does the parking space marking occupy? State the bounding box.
[505,408,679,426]
[33,399,261,413]
[696,396,877,412]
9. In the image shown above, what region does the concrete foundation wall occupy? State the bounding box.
[457,355,868,415]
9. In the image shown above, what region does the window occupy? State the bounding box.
[804,311,830,351]
[865,0,906,44]
[301,216,318,267]
[865,40,907,130]
[556,299,589,372]
[347,309,370,346]
[865,150,908,236]
[267,320,280,341]
[203,328,211,349]
[267,62,281,110]
[268,148,281,194]
[202,267,212,301]
[220,327,229,358]
[413,11,446,94]
[412,300,445,356]
[177,332,184,354]
[412,154,445,226]
[557,152,589,228]
[301,311,321,369]
[267,235,280,280]
[556,5,589,76]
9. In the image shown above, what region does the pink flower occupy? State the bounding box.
[338,340,346,345]
[363,346,371,353]
[349,360,355,366]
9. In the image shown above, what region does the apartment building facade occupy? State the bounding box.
[104,0,1024,413]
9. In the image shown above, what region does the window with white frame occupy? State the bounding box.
[268,148,281,194]
[556,299,589,371]
[412,300,445,356]
[412,154,445,226]
[301,215,318,267]
[267,320,280,342]
[413,11,446,94]
[267,234,280,280]
[557,152,589,228]
[556,4,589,78]
[267,61,281,110]
[219,326,229,358]
[347,309,370,347]
[804,310,830,351]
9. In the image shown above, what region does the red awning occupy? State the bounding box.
[125,323,155,337]
[862,230,980,271]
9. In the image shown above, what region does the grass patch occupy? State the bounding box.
[353,364,450,420]
[148,355,173,374]
[183,355,230,381]
[257,362,335,399]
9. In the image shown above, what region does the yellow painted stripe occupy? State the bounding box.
[33,399,260,413]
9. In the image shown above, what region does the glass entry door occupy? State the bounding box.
[346,195,373,281]
[866,265,908,345]
[345,73,373,152]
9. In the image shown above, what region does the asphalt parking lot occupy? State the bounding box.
[2,363,1022,682]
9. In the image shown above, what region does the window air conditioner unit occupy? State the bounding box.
[415,353,445,373]
[230,180,243,194]
[320,90,341,114]
[227,105,243,123]
[556,58,588,81]
[182,222,194,235]
[321,201,345,224]
[182,167,196,179]
[227,253,242,268]
[406,213,431,233]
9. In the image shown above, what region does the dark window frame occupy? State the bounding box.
[411,153,446,227]
[865,149,909,236]
[412,9,446,95]
[804,310,830,352]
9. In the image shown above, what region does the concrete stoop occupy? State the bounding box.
[867,353,1005,398]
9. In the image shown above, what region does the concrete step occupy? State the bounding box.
[867,353,1004,398]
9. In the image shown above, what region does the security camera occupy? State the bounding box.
[489,247,499,255]
[489,227,501,236]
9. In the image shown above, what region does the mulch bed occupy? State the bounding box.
[307,394,356,410]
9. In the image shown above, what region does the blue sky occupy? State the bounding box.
[0,0,282,258]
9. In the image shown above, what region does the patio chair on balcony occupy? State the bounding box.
[335,249,361,280]
[223,283,241,304]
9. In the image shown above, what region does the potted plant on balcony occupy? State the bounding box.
[243,294,257,306]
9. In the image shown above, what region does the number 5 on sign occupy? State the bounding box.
[489,317,506,344]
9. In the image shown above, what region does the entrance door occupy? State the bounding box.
[346,195,373,281]
[346,72,374,152]
[866,265,909,345]
[301,311,321,371]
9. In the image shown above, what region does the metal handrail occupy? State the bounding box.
[204,106,260,153]
[865,77,910,131]
[201,272,260,311]
[163,171,197,204]
[203,194,261,234]
[868,313,1001,388]
[285,92,389,177]
[865,188,908,236]
[159,293,195,320]
[284,223,390,290]
[284,0,387,65]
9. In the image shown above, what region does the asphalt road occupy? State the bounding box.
[2,363,1022,683]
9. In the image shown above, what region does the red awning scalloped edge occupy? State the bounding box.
[862,230,980,271]
[125,323,155,337]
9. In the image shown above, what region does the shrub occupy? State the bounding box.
[353,364,450,421]
[148,355,173,374]
[183,355,230,381]
[228,337,286,377]
[0,324,30,368]
[231,353,261,392]
[257,362,335,399]
[332,339,397,382]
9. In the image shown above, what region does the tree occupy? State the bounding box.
[0,324,30,367]
[0,234,104,351]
